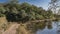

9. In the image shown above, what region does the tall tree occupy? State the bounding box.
[9,0,19,4]
[49,0,60,14]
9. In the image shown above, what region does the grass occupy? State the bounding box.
[0,17,14,34]
[0,17,36,34]
[16,23,35,34]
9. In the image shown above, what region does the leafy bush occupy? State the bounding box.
[0,0,54,22]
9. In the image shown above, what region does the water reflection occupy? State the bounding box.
[47,21,52,29]
[36,21,60,34]
[26,21,60,34]
[32,21,53,30]
[26,21,52,32]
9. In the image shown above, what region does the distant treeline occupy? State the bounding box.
[0,0,54,22]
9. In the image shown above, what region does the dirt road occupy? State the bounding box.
[2,23,20,34]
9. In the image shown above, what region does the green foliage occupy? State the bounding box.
[0,13,4,17]
[35,14,44,20]
[0,7,6,13]
[0,1,54,22]
[0,6,6,17]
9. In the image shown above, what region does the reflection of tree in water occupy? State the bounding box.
[26,21,53,33]
[36,22,46,30]
[47,21,53,29]
[56,21,60,34]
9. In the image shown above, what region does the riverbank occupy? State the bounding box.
[26,18,57,23]
[0,17,60,34]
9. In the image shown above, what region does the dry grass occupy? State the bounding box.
[16,23,34,34]
[0,17,34,34]
[0,17,7,26]
[0,17,14,34]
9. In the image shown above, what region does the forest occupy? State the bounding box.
[0,0,57,22]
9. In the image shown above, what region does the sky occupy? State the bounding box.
[0,0,51,10]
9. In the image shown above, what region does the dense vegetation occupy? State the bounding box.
[0,0,54,22]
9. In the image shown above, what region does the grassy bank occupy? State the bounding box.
[0,17,59,34]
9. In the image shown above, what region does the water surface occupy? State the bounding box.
[35,21,60,34]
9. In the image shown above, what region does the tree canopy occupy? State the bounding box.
[0,0,54,22]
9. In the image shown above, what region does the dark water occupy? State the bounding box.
[35,21,60,34]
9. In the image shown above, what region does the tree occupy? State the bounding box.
[47,10,53,19]
[0,2,54,22]
[8,0,19,4]
[0,5,6,17]
[49,0,60,14]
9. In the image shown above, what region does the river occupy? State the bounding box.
[34,21,60,34]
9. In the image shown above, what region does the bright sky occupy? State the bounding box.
[0,0,51,10]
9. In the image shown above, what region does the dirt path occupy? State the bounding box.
[2,23,20,34]
[19,24,28,34]
[18,24,33,34]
